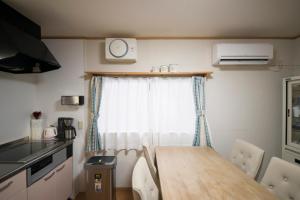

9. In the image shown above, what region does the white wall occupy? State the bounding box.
[85,39,294,186]
[36,40,86,196]
[293,38,300,75]
[0,37,297,195]
[30,39,296,193]
[0,73,37,144]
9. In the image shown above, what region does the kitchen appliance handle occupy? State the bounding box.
[44,172,55,181]
[54,127,58,136]
[0,181,13,192]
[56,164,65,172]
[74,127,77,136]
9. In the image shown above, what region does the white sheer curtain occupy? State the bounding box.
[98,77,195,150]
[150,78,195,146]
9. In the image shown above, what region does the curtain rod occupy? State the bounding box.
[84,71,213,77]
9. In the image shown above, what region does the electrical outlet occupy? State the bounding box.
[78,120,83,129]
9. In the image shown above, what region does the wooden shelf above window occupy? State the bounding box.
[85,71,213,77]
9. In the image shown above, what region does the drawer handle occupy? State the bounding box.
[44,172,55,181]
[295,159,300,164]
[0,181,13,192]
[56,164,65,172]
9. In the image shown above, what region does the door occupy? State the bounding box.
[28,169,56,200]
[287,80,300,149]
[55,157,73,200]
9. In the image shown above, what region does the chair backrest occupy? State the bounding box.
[230,139,264,179]
[132,157,159,200]
[143,145,159,185]
[261,157,300,200]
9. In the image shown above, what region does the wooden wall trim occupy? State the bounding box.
[42,35,299,40]
[116,187,132,191]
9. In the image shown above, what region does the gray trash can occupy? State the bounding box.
[85,156,117,200]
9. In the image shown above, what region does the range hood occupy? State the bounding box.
[0,2,61,73]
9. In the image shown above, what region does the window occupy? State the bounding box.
[98,77,195,150]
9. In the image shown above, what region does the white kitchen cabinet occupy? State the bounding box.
[283,77,300,164]
[282,148,300,166]
[0,170,27,200]
[7,189,27,200]
[28,157,73,200]
[55,157,73,200]
[28,168,56,200]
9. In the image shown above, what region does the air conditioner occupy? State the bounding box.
[105,38,137,63]
[212,43,273,65]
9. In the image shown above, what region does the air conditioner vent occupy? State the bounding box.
[213,43,273,66]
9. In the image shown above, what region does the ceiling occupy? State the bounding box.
[4,0,300,38]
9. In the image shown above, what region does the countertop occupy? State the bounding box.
[0,139,73,183]
[0,163,24,181]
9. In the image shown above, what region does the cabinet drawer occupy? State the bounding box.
[283,149,300,166]
[28,169,56,200]
[7,189,27,200]
[55,157,73,200]
[0,170,26,200]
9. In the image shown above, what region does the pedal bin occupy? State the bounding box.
[85,156,117,200]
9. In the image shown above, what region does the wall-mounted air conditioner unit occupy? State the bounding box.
[105,38,137,63]
[212,43,273,66]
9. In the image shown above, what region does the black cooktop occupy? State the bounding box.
[0,140,62,163]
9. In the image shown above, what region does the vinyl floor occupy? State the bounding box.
[75,188,133,200]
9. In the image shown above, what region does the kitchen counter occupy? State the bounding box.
[0,163,24,181]
[0,139,73,183]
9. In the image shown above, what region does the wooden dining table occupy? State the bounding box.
[155,147,277,200]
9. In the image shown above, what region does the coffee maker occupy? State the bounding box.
[57,117,76,139]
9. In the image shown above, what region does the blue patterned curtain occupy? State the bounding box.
[192,76,213,147]
[86,76,102,152]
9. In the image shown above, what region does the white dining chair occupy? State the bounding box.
[132,157,159,200]
[230,139,264,179]
[261,157,300,200]
[143,145,159,186]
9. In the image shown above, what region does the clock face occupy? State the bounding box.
[109,39,129,58]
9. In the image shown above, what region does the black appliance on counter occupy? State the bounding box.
[57,117,77,140]
[0,1,61,73]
